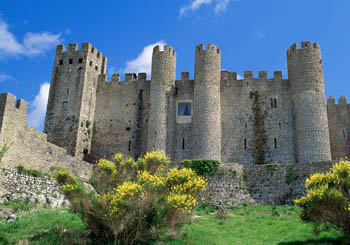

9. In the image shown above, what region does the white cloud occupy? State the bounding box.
[0,17,62,58]
[180,0,212,16]
[180,0,232,16]
[120,40,167,79]
[237,74,243,80]
[0,73,17,84]
[215,0,230,13]
[27,82,50,130]
[256,29,265,39]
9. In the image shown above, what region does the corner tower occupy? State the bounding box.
[44,43,107,159]
[147,45,176,152]
[287,41,331,163]
[192,44,221,161]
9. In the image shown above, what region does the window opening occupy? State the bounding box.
[244,139,247,150]
[78,58,83,63]
[279,122,281,129]
[245,123,247,129]
[343,129,346,138]
[274,138,277,148]
[182,138,185,150]
[270,98,273,108]
[95,66,98,71]
[274,98,278,108]
[177,102,192,116]
[59,60,63,65]
[128,141,131,151]
[63,101,68,109]
[66,88,69,95]
[69,59,73,64]
[89,61,92,66]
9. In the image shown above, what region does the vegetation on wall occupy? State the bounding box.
[16,165,42,177]
[181,159,220,180]
[0,142,9,162]
[295,159,350,236]
[249,91,267,165]
[56,151,207,244]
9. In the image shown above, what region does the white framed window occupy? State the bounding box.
[176,100,192,123]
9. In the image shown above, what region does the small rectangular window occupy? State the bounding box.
[78,58,83,63]
[178,102,192,116]
[69,59,73,64]
[63,101,68,109]
[95,66,98,71]
[59,59,63,65]
[274,138,277,148]
[89,61,93,66]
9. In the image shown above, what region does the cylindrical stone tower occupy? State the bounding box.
[147,45,176,152]
[287,41,331,163]
[192,44,221,161]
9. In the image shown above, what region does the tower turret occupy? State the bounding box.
[44,43,107,160]
[192,44,221,161]
[147,45,176,152]
[287,41,331,163]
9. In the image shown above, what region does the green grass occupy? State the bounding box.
[0,208,88,244]
[159,204,347,245]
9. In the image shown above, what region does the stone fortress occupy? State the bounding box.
[1,41,350,206]
[42,41,348,165]
[1,41,349,170]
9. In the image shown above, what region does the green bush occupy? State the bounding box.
[295,159,350,236]
[57,151,207,244]
[181,159,220,180]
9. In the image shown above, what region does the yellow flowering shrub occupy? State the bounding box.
[295,159,350,235]
[56,151,208,244]
[167,193,197,214]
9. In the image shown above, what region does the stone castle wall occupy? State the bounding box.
[204,161,334,207]
[0,93,92,180]
[77,41,335,164]
[327,96,350,160]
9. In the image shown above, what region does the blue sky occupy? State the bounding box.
[1,0,349,130]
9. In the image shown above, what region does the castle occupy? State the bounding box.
[1,41,349,168]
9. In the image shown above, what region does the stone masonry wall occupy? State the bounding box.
[327,96,350,160]
[204,161,334,208]
[0,167,69,208]
[0,93,92,180]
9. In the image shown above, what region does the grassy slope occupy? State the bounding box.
[0,202,346,245]
[0,201,87,244]
[161,204,345,245]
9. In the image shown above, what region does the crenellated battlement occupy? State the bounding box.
[327,96,349,106]
[153,45,176,56]
[0,93,29,131]
[221,70,283,81]
[287,41,320,56]
[55,42,106,61]
[196,43,220,54]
